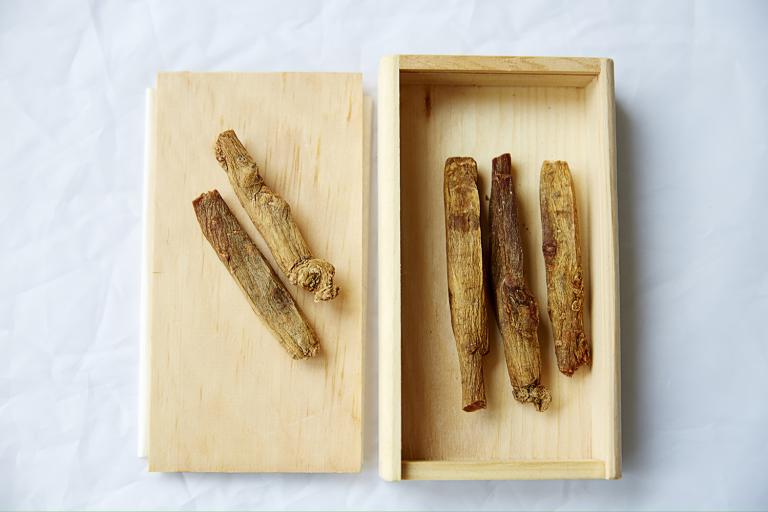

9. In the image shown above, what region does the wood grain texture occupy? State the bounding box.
[400,72,595,88]
[398,55,601,74]
[398,56,601,88]
[193,190,319,359]
[386,55,620,480]
[586,58,621,479]
[147,72,364,473]
[215,130,339,302]
[490,154,550,411]
[377,56,403,481]
[540,161,591,376]
[402,460,606,480]
[443,157,489,412]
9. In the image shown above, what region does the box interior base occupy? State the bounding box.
[399,75,613,475]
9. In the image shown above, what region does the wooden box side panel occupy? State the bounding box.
[398,55,601,87]
[148,73,364,473]
[585,59,621,478]
[397,55,601,74]
[402,460,606,480]
[378,56,403,482]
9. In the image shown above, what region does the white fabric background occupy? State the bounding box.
[1,0,767,509]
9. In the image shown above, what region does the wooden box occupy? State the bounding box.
[378,56,620,480]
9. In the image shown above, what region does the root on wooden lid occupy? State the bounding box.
[214,129,340,302]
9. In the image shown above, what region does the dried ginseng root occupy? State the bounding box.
[490,154,551,411]
[193,190,319,359]
[539,160,591,375]
[215,130,339,302]
[443,157,489,412]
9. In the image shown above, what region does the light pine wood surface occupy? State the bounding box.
[146,72,365,473]
[379,55,619,480]
[402,460,606,480]
[397,55,601,74]
[377,56,403,482]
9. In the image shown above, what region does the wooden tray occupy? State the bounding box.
[378,56,620,480]
[143,72,369,472]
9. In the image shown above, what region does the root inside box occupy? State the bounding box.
[397,71,617,475]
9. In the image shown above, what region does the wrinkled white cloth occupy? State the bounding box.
[1,0,767,509]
